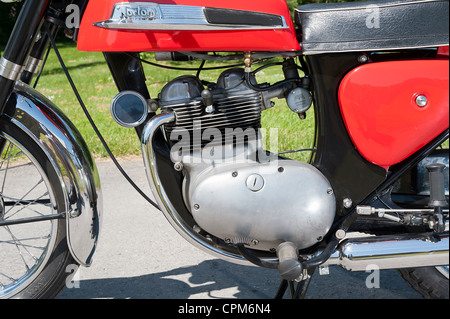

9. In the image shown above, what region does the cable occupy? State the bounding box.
[33,43,51,88]
[277,148,316,156]
[244,71,299,92]
[44,24,160,210]
[196,60,206,78]
[127,52,244,72]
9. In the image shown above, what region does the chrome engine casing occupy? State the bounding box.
[160,68,336,252]
[179,145,336,252]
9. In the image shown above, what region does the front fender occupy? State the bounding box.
[7,81,102,266]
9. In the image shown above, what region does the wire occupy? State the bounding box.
[44,24,160,210]
[244,71,299,92]
[126,52,244,71]
[277,148,316,156]
[33,43,51,88]
[196,60,206,78]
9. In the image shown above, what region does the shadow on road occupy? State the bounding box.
[58,259,420,299]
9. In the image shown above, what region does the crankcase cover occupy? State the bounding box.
[189,160,336,251]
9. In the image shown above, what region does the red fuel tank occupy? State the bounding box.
[339,58,449,169]
[77,0,301,52]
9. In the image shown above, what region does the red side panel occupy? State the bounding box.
[77,0,301,52]
[339,59,449,169]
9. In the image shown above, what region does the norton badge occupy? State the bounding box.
[115,3,161,21]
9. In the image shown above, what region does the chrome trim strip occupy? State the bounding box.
[94,2,289,31]
[0,57,23,81]
[301,44,450,56]
[295,0,442,13]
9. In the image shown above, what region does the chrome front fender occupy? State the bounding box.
[7,81,102,266]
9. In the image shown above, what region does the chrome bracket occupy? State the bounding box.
[24,56,43,75]
[0,57,23,81]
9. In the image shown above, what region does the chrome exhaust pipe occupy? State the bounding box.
[323,233,449,271]
[141,113,258,265]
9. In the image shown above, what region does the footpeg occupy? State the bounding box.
[276,242,303,281]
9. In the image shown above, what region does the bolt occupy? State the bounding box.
[358,55,368,63]
[193,204,200,210]
[343,198,353,209]
[69,208,81,218]
[327,188,333,195]
[174,162,183,171]
[251,239,259,246]
[232,171,238,177]
[415,95,428,107]
[335,229,346,239]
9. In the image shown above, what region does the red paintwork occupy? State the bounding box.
[437,46,450,57]
[77,0,301,52]
[339,59,449,169]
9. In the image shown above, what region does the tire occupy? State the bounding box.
[0,121,78,299]
[398,266,449,299]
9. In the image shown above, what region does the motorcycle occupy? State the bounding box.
[0,0,448,299]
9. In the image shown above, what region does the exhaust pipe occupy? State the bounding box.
[323,233,448,271]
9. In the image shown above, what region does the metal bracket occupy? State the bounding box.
[0,57,23,81]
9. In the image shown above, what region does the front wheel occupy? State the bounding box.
[0,121,78,299]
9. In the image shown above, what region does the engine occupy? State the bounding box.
[155,66,336,252]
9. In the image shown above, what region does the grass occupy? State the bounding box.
[28,42,315,161]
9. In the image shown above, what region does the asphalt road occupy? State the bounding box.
[56,158,421,300]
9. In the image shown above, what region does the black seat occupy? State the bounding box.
[295,0,449,55]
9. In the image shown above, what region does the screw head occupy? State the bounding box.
[415,95,428,107]
[246,174,264,192]
[358,55,368,63]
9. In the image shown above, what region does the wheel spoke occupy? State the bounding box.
[4,178,46,217]
[0,134,60,298]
